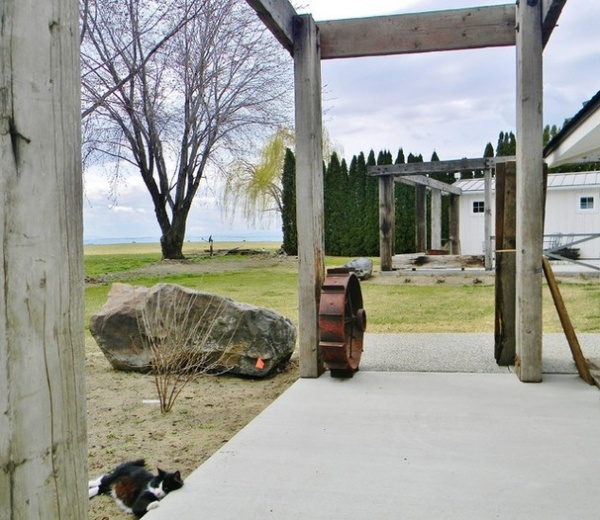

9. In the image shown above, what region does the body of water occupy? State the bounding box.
[83,230,283,246]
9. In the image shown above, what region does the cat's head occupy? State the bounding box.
[157,468,184,495]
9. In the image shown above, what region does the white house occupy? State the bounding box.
[455,172,600,258]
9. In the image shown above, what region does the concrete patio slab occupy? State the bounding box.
[146,369,600,519]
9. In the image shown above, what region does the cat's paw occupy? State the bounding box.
[88,486,100,499]
[147,501,160,511]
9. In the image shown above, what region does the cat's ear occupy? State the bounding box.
[174,471,182,483]
[157,468,166,477]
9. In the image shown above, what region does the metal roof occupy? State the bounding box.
[453,172,600,193]
[544,90,600,167]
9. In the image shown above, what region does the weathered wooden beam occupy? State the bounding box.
[449,194,461,254]
[430,189,442,250]
[396,175,462,196]
[515,0,544,382]
[0,0,87,516]
[369,158,490,176]
[415,185,427,252]
[484,168,493,270]
[379,176,395,271]
[318,5,516,60]
[542,0,568,48]
[494,161,517,366]
[245,0,297,54]
[293,15,325,378]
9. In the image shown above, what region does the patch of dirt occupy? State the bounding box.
[87,344,298,519]
[87,253,299,519]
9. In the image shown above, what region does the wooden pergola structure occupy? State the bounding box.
[246,0,568,382]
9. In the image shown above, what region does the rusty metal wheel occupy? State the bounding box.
[318,268,367,378]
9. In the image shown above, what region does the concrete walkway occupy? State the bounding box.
[146,334,600,520]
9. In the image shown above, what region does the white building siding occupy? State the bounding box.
[454,173,600,258]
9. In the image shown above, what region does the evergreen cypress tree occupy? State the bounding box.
[281,148,297,255]
[394,147,416,253]
[361,151,379,255]
[324,152,347,255]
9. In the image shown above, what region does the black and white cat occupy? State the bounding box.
[89,459,183,518]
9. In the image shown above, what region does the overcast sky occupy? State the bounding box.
[83,0,600,243]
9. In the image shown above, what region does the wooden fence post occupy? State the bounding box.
[449,194,461,254]
[494,161,517,366]
[0,0,87,516]
[379,175,395,271]
[294,14,325,377]
[430,189,442,250]
[415,185,427,252]
[516,0,544,382]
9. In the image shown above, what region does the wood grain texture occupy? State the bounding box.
[0,0,87,516]
[319,5,516,59]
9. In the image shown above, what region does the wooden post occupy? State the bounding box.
[379,175,395,271]
[0,0,87,517]
[516,0,544,382]
[484,168,493,270]
[415,185,427,252]
[294,14,325,378]
[542,258,594,385]
[449,194,461,254]
[430,189,442,250]
[494,161,517,366]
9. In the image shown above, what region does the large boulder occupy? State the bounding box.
[89,283,296,378]
[344,257,373,280]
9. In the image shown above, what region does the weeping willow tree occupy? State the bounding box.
[223,128,295,225]
[222,127,338,227]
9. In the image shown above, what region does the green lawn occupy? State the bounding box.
[84,243,600,334]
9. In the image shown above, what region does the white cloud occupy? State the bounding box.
[84,0,600,241]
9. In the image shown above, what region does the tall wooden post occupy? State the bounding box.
[415,185,427,252]
[294,14,325,377]
[0,0,87,517]
[379,175,395,271]
[484,168,493,270]
[516,0,544,382]
[494,161,517,366]
[430,189,442,250]
[449,194,461,255]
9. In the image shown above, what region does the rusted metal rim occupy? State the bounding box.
[318,268,367,378]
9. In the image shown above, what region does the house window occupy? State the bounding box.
[472,201,485,214]
[580,196,594,210]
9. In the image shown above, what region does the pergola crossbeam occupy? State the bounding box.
[395,175,463,196]
[369,158,490,176]
[542,0,568,47]
[318,5,516,60]
[245,0,297,54]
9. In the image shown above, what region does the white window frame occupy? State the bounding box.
[472,200,485,214]
[579,195,595,211]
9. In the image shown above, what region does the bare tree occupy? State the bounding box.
[81,0,292,258]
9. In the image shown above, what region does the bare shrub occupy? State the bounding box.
[139,292,240,413]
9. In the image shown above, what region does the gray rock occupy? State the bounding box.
[344,257,373,280]
[89,283,296,377]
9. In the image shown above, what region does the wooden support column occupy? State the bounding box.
[494,161,517,366]
[294,14,325,378]
[430,189,442,250]
[484,168,493,270]
[379,175,395,271]
[0,0,87,516]
[415,185,427,252]
[515,0,544,382]
[449,194,461,255]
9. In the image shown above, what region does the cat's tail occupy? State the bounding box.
[114,458,146,471]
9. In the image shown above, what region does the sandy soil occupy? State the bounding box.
[87,253,299,519]
[86,252,589,518]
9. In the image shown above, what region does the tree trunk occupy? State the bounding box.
[0,0,87,517]
[160,216,187,259]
